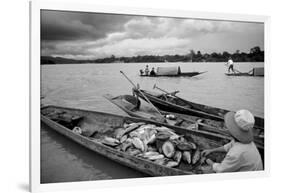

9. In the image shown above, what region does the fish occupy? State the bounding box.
[155,126,174,133]
[121,141,132,152]
[141,151,160,158]
[192,149,201,165]
[147,133,156,144]
[154,158,169,165]
[169,135,180,140]
[162,141,176,158]
[120,135,128,143]
[182,151,192,164]
[132,137,145,152]
[102,136,120,147]
[127,148,142,156]
[188,142,197,150]
[176,142,197,151]
[129,131,140,138]
[125,122,146,134]
[156,131,172,140]
[173,151,182,163]
[125,123,141,133]
[114,127,126,139]
[147,146,157,152]
[165,161,179,168]
[137,124,157,131]
[125,137,133,143]
[147,154,164,161]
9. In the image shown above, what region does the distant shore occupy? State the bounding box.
[41,46,264,65]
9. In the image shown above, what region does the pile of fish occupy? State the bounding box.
[100,122,205,168]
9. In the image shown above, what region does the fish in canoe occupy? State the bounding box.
[103,94,264,153]
[41,105,231,177]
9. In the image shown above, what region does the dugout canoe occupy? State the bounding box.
[104,94,264,151]
[41,105,233,176]
[225,72,255,76]
[133,89,264,129]
[140,71,207,77]
[225,67,264,77]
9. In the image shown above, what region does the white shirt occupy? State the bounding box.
[228,59,234,65]
[212,140,263,173]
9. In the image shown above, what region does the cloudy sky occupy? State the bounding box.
[41,10,264,60]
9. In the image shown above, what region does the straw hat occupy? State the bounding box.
[224,110,255,144]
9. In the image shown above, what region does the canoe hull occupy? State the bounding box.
[133,89,264,129]
[225,73,264,77]
[140,71,207,77]
[104,94,264,153]
[41,106,231,176]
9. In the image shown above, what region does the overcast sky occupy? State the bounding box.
[41,10,264,60]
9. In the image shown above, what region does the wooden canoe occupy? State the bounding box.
[140,71,207,77]
[132,89,264,130]
[103,94,264,151]
[41,105,232,177]
[225,72,264,77]
[225,72,254,76]
[132,89,264,151]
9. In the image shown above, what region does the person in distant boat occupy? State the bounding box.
[201,109,263,173]
[150,67,156,76]
[139,69,144,75]
[227,57,235,73]
[145,65,150,76]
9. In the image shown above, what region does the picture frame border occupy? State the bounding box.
[30,0,270,192]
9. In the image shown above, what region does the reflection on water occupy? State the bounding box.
[41,62,264,183]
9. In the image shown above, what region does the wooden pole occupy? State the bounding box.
[120,71,163,116]
[153,84,179,96]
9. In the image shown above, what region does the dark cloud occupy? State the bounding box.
[40,10,264,59]
[41,10,132,41]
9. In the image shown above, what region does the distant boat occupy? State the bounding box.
[140,66,207,77]
[225,67,264,77]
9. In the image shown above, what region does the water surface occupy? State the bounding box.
[41,62,264,183]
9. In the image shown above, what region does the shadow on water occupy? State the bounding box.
[41,122,148,184]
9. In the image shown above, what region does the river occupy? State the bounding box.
[41,62,264,183]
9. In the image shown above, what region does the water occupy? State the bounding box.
[41,62,264,183]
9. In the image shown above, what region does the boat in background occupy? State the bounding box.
[140,66,207,77]
[225,67,264,77]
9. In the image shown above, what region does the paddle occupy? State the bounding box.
[120,71,164,116]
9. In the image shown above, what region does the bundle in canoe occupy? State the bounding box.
[41,105,234,176]
[103,94,264,153]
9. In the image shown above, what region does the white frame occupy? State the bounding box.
[30,1,270,192]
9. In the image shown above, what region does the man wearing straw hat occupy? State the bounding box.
[202,109,263,172]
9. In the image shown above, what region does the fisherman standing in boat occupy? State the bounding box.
[201,109,263,173]
[145,65,150,76]
[227,57,235,73]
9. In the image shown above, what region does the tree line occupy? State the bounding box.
[41,46,264,64]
